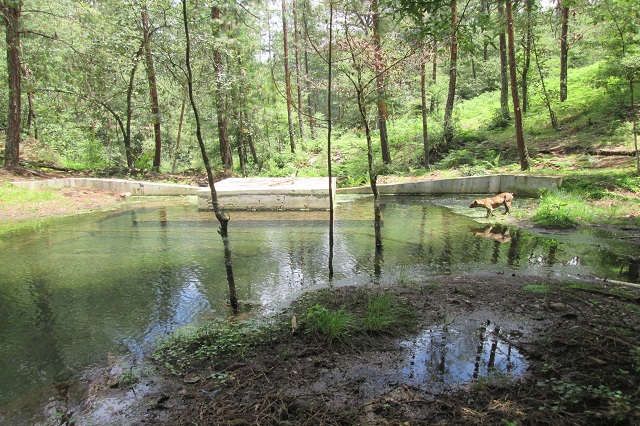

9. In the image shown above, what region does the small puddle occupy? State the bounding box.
[400,318,527,392]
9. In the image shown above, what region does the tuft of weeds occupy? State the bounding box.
[523,284,552,293]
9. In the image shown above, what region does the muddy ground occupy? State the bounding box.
[65,273,640,426]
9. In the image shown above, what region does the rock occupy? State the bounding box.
[549,302,566,311]
[108,377,119,388]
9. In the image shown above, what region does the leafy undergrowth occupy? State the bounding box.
[145,275,640,425]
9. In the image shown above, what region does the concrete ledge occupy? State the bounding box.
[198,177,336,211]
[337,175,561,197]
[10,178,200,196]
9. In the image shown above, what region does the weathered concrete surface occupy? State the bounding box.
[337,175,561,197]
[10,178,199,195]
[197,177,336,211]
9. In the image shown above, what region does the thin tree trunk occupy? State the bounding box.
[506,0,529,171]
[172,85,188,173]
[327,1,334,278]
[631,79,639,174]
[532,33,557,129]
[559,0,569,102]
[141,5,162,171]
[2,1,22,170]
[21,60,37,139]
[211,7,233,171]
[421,48,429,166]
[182,0,238,313]
[125,53,141,169]
[498,0,510,119]
[430,45,437,113]
[372,0,391,164]
[443,0,458,145]
[282,0,296,152]
[521,0,532,113]
[292,0,305,139]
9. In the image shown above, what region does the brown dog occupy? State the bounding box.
[469,192,514,218]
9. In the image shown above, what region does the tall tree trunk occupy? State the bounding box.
[172,85,188,173]
[292,0,305,139]
[521,0,532,113]
[532,34,557,129]
[282,0,296,153]
[372,0,391,164]
[302,0,315,137]
[211,7,233,171]
[559,0,569,102]
[125,53,141,169]
[182,0,238,313]
[506,0,530,171]
[141,5,162,171]
[421,48,430,166]
[443,0,458,145]
[430,45,437,113]
[631,79,639,174]
[2,0,22,170]
[20,58,37,139]
[327,1,334,278]
[498,0,510,119]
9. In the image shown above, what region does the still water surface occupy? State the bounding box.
[0,195,637,413]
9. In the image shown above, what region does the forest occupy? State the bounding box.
[0,0,638,189]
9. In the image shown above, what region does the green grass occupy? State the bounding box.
[304,304,356,344]
[533,190,597,228]
[523,284,552,293]
[0,183,61,205]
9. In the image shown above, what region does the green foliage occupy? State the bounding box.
[523,284,551,293]
[304,304,355,344]
[532,190,597,229]
[153,318,279,374]
[0,183,60,205]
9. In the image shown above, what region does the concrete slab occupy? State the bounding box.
[337,175,561,197]
[11,178,199,196]
[197,177,336,211]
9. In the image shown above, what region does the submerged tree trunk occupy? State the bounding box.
[506,0,529,171]
[372,0,391,164]
[2,0,22,170]
[559,0,569,102]
[327,1,334,278]
[282,0,296,153]
[443,0,458,145]
[182,0,238,313]
[141,5,162,171]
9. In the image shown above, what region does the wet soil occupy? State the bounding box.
[68,274,640,425]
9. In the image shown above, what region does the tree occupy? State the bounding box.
[2,0,22,170]
[497,0,510,119]
[558,0,569,102]
[505,0,529,171]
[282,0,296,153]
[211,5,233,172]
[182,0,238,313]
[141,2,162,171]
[372,0,391,164]
[443,0,459,145]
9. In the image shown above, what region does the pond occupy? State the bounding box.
[0,194,637,421]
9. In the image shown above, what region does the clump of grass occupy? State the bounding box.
[523,284,552,293]
[533,190,596,228]
[300,290,416,345]
[304,304,355,344]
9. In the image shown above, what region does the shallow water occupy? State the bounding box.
[0,194,637,421]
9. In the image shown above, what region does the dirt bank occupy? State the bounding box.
[66,274,640,425]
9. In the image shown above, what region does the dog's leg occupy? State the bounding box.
[504,200,512,215]
[486,207,493,218]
